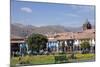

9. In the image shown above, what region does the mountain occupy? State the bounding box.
[65,27,83,32]
[11,23,84,37]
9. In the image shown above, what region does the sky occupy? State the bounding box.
[11,0,95,27]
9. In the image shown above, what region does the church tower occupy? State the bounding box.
[83,19,92,31]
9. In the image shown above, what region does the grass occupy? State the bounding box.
[76,53,95,61]
[10,57,19,66]
[10,55,55,66]
[28,55,55,64]
[68,53,95,62]
[10,53,95,67]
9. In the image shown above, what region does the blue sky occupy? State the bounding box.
[11,0,95,27]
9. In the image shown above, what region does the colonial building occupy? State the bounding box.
[83,19,92,30]
[11,35,28,56]
[11,20,95,55]
[46,29,95,53]
[46,20,95,53]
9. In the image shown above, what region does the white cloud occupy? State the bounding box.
[20,7,32,13]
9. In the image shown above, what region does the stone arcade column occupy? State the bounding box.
[19,43,28,56]
[47,42,51,52]
[19,43,23,56]
[46,42,48,51]
[74,40,79,52]
[25,43,28,54]
[53,41,57,52]
[59,41,63,52]
[91,39,95,53]
[64,40,67,52]
[56,41,59,53]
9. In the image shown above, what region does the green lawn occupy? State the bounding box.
[68,53,95,62]
[11,55,55,66]
[10,53,95,67]
[75,53,95,59]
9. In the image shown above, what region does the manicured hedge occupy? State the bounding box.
[55,54,68,63]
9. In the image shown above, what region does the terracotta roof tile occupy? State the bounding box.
[11,35,25,39]
[47,29,95,40]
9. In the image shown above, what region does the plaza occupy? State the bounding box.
[11,20,95,56]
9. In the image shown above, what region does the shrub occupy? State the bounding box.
[19,56,32,65]
[80,41,90,54]
[55,54,68,63]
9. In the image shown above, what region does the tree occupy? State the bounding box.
[80,41,90,54]
[27,33,48,53]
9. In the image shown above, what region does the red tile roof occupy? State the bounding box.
[47,29,95,40]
